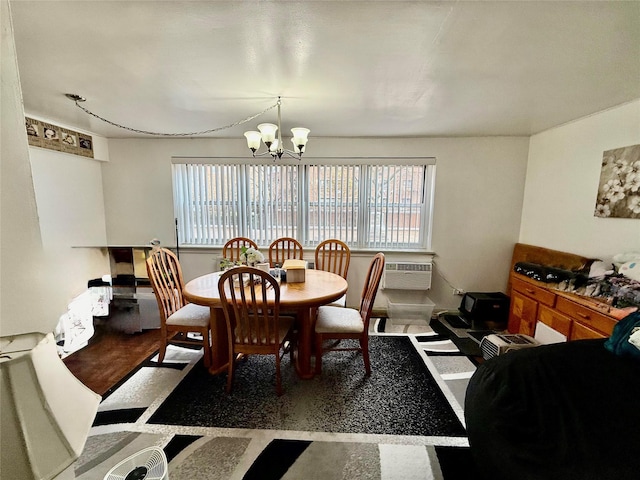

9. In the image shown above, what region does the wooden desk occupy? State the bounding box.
[183,269,348,379]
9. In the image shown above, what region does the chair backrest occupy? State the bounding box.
[218,267,282,353]
[146,248,186,322]
[315,239,351,279]
[222,237,259,263]
[268,237,303,267]
[358,253,386,326]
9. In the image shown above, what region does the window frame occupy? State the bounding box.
[172,157,436,251]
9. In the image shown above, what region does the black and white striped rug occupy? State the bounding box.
[76,321,480,479]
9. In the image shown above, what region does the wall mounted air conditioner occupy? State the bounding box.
[382,262,432,290]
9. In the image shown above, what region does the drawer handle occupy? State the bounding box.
[525,288,535,294]
[577,312,590,320]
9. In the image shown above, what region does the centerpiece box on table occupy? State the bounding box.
[282,259,307,283]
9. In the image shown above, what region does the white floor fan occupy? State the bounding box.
[103,446,168,480]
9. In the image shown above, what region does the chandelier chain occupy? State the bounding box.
[72,100,279,137]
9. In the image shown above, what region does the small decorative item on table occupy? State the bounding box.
[271,267,282,284]
[240,246,265,266]
[256,262,270,273]
[282,259,308,283]
[220,258,240,271]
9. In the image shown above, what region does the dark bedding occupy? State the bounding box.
[465,339,640,480]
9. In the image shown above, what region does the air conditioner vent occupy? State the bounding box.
[382,262,432,290]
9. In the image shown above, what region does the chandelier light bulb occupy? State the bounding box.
[291,139,306,154]
[257,123,277,145]
[291,127,310,146]
[244,131,262,151]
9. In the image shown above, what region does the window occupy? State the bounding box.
[172,158,435,250]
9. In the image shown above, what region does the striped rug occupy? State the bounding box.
[75,319,480,479]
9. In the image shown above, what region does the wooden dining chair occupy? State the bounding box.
[146,248,212,367]
[315,239,351,307]
[315,239,351,279]
[268,237,304,267]
[218,267,296,395]
[222,237,259,263]
[314,252,385,375]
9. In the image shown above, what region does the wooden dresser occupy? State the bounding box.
[507,243,618,340]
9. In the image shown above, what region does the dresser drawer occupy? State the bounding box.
[509,290,538,336]
[556,296,616,336]
[538,304,572,337]
[569,321,608,341]
[511,277,556,307]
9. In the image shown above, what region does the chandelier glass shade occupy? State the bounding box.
[244,98,309,159]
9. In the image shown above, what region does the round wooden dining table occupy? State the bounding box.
[183,269,348,379]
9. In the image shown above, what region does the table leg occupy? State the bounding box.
[207,307,230,375]
[294,307,315,379]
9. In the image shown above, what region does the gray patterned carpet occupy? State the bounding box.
[75,319,480,479]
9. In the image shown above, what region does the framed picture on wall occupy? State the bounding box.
[41,122,62,151]
[594,143,640,219]
[24,117,93,158]
[78,133,94,158]
[60,128,79,155]
[25,117,44,147]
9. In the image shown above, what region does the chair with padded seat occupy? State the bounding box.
[314,252,385,375]
[146,248,212,367]
[218,266,296,395]
[268,237,304,267]
[222,237,259,264]
[315,239,351,307]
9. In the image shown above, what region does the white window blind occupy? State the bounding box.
[172,159,434,250]
[245,164,299,245]
[306,164,360,245]
[366,164,429,248]
[173,163,242,245]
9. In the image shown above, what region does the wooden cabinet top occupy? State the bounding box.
[510,271,616,321]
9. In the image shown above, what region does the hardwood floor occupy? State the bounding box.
[63,325,162,396]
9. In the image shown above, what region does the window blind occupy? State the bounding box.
[172,160,434,250]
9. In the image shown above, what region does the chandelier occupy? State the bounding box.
[65,93,308,157]
[244,97,310,160]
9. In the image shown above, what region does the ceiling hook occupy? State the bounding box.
[65,93,86,102]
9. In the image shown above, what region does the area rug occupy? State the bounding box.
[148,336,466,437]
[76,325,481,480]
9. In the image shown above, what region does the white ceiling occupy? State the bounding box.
[9,1,640,140]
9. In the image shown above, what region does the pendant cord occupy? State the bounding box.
[276,97,283,151]
[72,100,279,137]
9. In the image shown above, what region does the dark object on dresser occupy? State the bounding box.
[513,262,579,284]
[506,243,596,297]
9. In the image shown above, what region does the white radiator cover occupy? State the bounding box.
[382,262,432,290]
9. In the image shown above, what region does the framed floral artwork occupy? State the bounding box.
[594,143,640,219]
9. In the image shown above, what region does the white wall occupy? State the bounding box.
[30,149,108,248]
[520,100,640,261]
[103,136,530,311]
[29,147,110,300]
[1,0,110,336]
[0,0,61,336]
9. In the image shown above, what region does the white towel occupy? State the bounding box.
[628,327,640,350]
